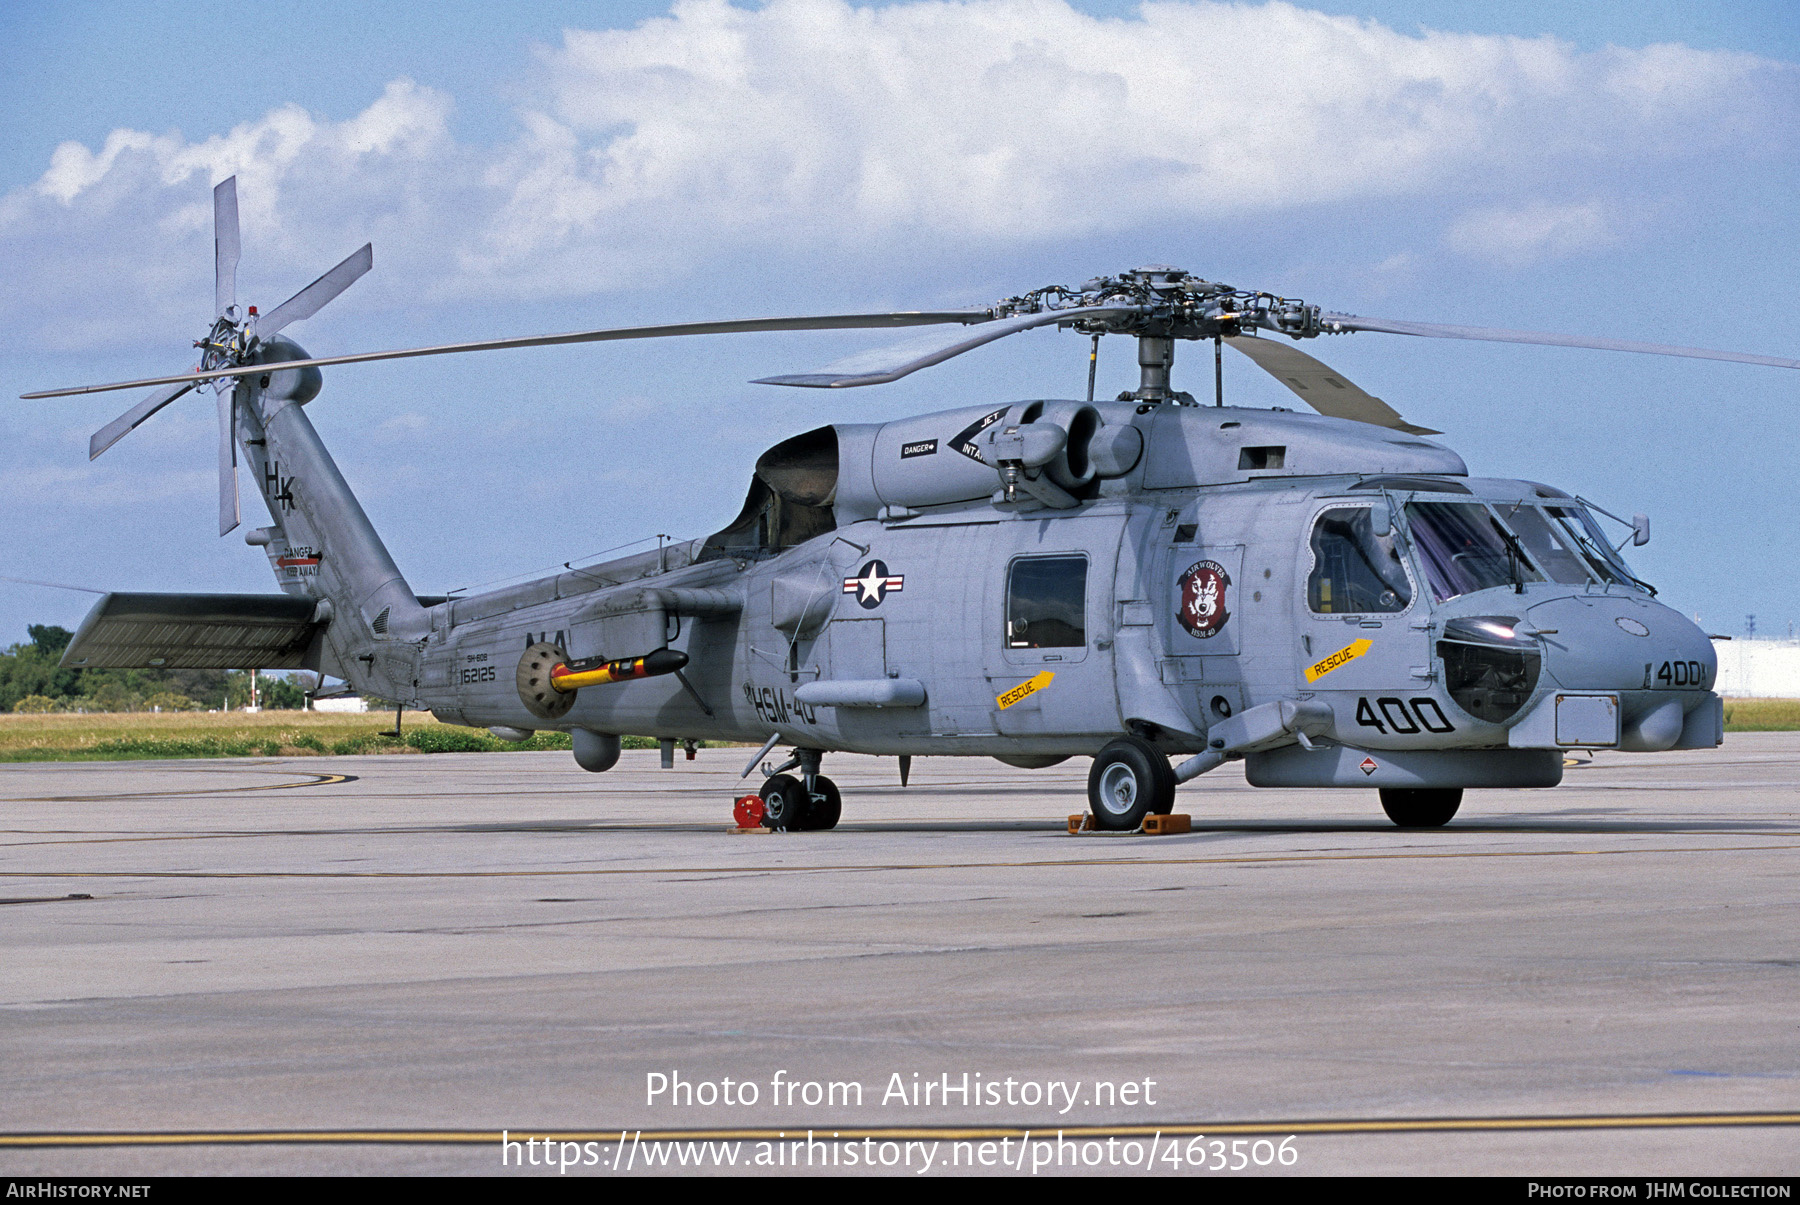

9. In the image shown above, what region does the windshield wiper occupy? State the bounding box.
[1571,529,1657,596]
[1492,524,1529,594]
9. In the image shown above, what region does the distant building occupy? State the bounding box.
[312,695,370,713]
[1712,639,1800,698]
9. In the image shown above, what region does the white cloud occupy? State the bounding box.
[503,0,1786,239]
[38,130,162,204]
[0,78,459,350]
[0,0,1792,342]
[1443,199,1618,266]
[30,79,449,224]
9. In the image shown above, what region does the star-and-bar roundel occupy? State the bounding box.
[844,560,904,609]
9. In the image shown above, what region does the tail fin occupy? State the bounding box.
[236,336,428,701]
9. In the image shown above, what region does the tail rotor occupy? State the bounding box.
[79,175,371,537]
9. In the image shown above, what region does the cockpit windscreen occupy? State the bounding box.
[1493,504,1592,586]
[1544,505,1637,587]
[1405,501,1544,601]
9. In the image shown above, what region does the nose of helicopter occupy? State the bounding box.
[1523,592,1716,750]
[1524,594,1714,691]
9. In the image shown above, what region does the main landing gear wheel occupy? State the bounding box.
[1086,736,1177,831]
[760,774,842,831]
[804,775,842,831]
[760,774,807,831]
[1379,787,1463,828]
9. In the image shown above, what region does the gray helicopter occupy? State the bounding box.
[29,178,1799,831]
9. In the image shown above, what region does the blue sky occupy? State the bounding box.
[2,0,1796,645]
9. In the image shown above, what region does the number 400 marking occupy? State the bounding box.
[1355,696,1456,735]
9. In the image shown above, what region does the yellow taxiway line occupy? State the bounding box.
[6,1112,1800,1146]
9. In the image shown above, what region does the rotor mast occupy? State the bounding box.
[1132,335,1183,404]
[1121,266,1190,405]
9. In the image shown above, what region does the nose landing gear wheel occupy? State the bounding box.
[1086,736,1177,831]
[1378,787,1462,828]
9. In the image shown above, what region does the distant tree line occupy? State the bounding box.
[2,625,310,713]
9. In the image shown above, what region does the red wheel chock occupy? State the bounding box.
[733,794,766,830]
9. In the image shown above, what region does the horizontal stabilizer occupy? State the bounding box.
[61,593,324,670]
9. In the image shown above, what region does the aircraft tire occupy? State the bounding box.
[1087,737,1176,831]
[760,774,808,831]
[1378,787,1462,828]
[804,776,842,831]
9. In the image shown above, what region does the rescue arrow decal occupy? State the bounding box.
[996,670,1055,710]
[1305,638,1372,683]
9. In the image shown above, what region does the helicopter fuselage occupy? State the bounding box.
[385,398,1719,788]
[36,180,1758,829]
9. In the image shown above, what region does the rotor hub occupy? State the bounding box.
[196,312,257,385]
[989,264,1323,343]
[988,264,1325,403]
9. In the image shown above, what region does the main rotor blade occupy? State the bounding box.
[214,177,240,319]
[259,243,373,337]
[1324,312,1800,371]
[217,391,239,537]
[753,305,1146,388]
[88,380,196,460]
[1224,336,1440,436]
[21,311,992,400]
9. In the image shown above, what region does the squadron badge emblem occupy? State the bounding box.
[1177,560,1231,639]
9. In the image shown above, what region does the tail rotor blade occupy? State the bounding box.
[214,177,240,319]
[217,390,240,537]
[259,244,372,337]
[89,381,195,460]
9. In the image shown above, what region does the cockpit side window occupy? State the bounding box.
[1007,556,1087,648]
[1307,507,1412,614]
[1405,501,1545,602]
